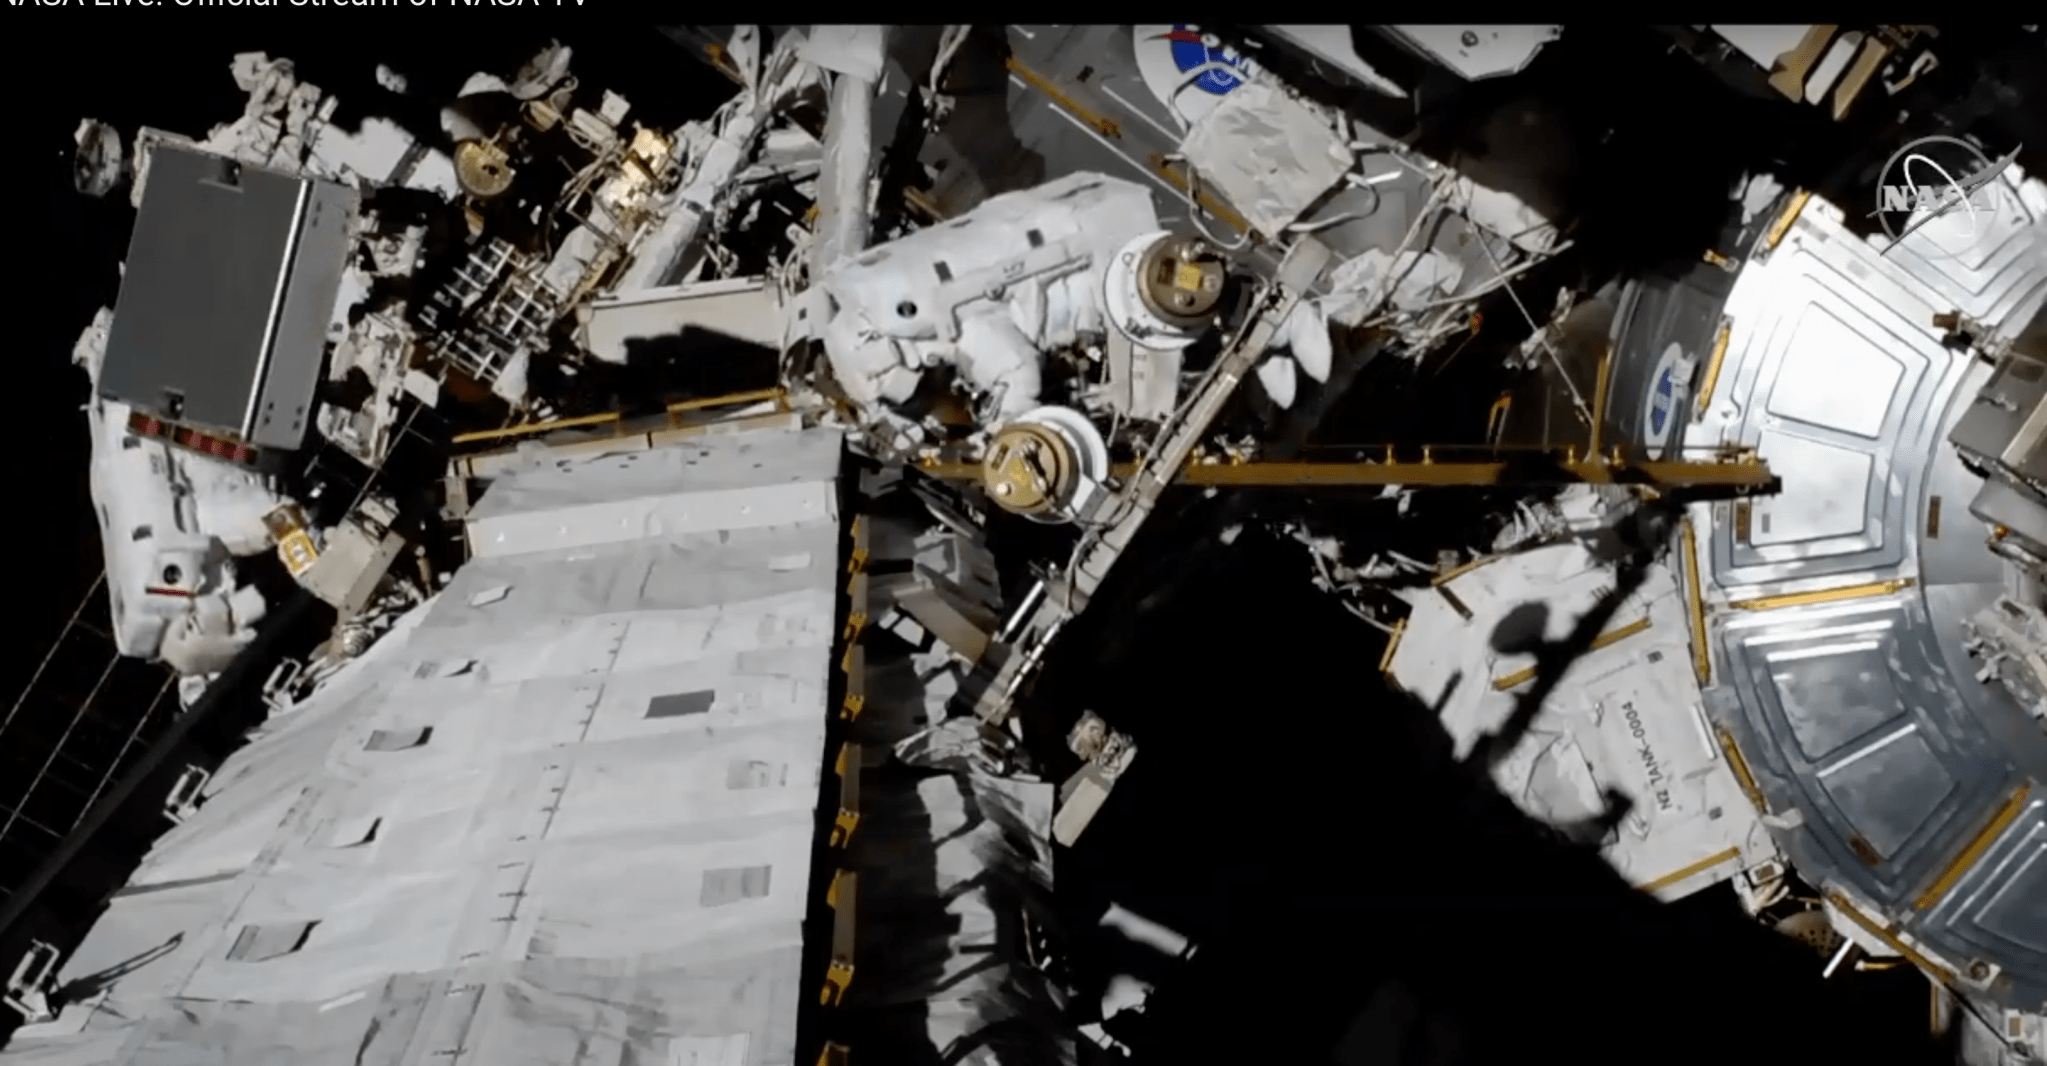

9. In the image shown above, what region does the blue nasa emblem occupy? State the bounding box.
[1648,366,1676,437]
[1151,26,1247,95]
[1641,341,1687,458]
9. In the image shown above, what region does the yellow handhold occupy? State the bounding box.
[820,960,854,1005]
[830,807,860,848]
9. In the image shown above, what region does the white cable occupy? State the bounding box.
[1408,246,1567,312]
[928,25,970,99]
[1354,175,1454,323]
[1348,139,1435,181]
[1163,62,1246,127]
[1477,231,1590,422]
[922,25,971,127]
[1341,597,1397,632]
[1384,549,1426,571]
[1286,212,1367,235]
[1285,155,1400,236]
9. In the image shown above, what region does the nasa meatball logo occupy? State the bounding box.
[1642,342,1685,458]
[1150,26,1249,95]
[1133,25,1256,127]
[1867,135,2021,262]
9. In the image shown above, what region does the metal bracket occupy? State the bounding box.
[3,941,60,1024]
[165,764,212,824]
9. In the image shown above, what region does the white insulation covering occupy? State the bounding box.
[1177,80,1352,238]
[5,428,848,1066]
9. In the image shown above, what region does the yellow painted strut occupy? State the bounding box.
[918,454,1775,490]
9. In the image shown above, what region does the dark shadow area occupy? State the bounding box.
[532,328,784,416]
[1027,487,1950,1066]
[824,715,1071,1066]
[814,757,947,1066]
[47,932,181,1010]
[870,25,947,237]
[1643,25,2047,250]
[1233,328,1397,463]
[922,27,1051,216]
[1926,32,2047,177]
[1246,25,1807,281]
[811,473,1072,1066]
[1302,279,1573,466]
[1457,500,1663,812]
[1263,24,2034,288]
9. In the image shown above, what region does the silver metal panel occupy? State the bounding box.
[101,145,356,447]
[1692,198,1972,593]
[1257,25,1405,96]
[467,429,844,521]
[1717,596,2013,898]
[1770,641,1916,762]
[584,279,783,361]
[1949,356,2047,470]
[1928,590,2047,796]
[1915,356,2047,787]
[102,146,294,434]
[1919,794,2047,1008]
[1973,478,2047,547]
[1691,191,2047,1009]
[249,176,357,450]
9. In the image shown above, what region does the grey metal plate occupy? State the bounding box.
[251,176,355,450]
[1717,596,2016,896]
[102,147,301,438]
[1693,204,1972,593]
[1687,192,2047,1009]
[101,145,354,448]
[1918,794,2047,1001]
